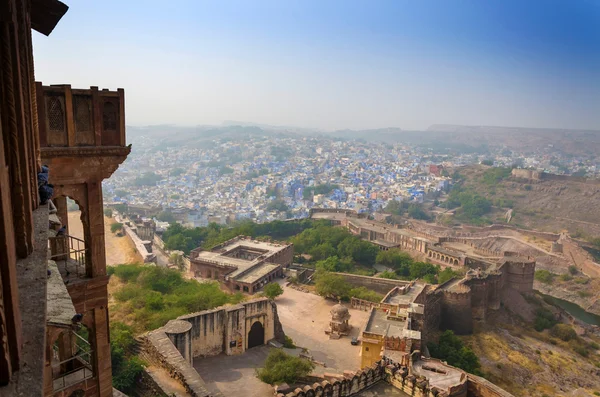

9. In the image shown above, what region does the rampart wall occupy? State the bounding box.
[334,273,411,295]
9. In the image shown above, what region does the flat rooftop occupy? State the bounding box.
[193,237,289,282]
[412,359,464,391]
[365,309,420,339]
[383,283,426,306]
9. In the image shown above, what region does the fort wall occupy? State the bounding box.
[439,286,473,335]
[334,273,411,295]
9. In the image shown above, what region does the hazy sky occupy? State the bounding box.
[33,0,600,131]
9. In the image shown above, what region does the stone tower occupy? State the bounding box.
[39,84,130,396]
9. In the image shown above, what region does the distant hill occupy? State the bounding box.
[455,164,600,237]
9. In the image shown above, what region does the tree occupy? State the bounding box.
[114,189,129,198]
[134,172,162,186]
[170,252,185,271]
[314,271,351,300]
[110,322,145,393]
[266,198,288,212]
[114,203,128,214]
[256,349,314,385]
[263,282,284,300]
[111,222,123,233]
[427,330,481,375]
[104,208,113,217]
[407,203,430,220]
[384,200,404,216]
[157,211,176,223]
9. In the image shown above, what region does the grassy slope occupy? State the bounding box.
[455,165,600,236]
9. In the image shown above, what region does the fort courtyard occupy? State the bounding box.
[192,282,370,396]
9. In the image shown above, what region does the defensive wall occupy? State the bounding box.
[276,355,514,397]
[142,298,286,397]
[334,272,412,295]
[512,168,600,185]
[427,257,535,335]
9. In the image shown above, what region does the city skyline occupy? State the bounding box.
[32,0,600,131]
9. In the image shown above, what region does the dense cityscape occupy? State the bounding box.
[103,127,600,227]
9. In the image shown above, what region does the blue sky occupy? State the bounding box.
[33,0,600,130]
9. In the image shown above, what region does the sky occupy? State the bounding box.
[32,0,600,131]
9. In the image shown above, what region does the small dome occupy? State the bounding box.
[331,303,350,319]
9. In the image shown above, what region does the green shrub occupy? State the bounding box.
[283,336,296,349]
[110,222,124,233]
[575,277,590,285]
[568,265,578,275]
[263,282,284,300]
[559,274,573,282]
[104,208,113,217]
[577,291,592,298]
[534,308,557,331]
[570,340,589,357]
[534,270,555,284]
[110,322,145,393]
[349,286,383,303]
[550,324,577,342]
[110,264,237,332]
[256,350,314,385]
[427,330,482,375]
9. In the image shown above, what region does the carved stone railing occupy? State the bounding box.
[36,83,126,148]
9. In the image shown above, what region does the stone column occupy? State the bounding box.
[86,181,106,277]
[93,305,113,397]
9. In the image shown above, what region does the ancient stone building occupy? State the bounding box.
[351,284,426,368]
[0,1,129,396]
[327,303,351,338]
[189,236,292,293]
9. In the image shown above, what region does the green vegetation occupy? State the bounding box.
[384,200,430,220]
[376,248,461,284]
[114,189,129,198]
[114,203,128,214]
[291,224,378,267]
[263,282,284,300]
[134,172,162,186]
[162,218,316,254]
[104,208,113,217]
[427,330,482,375]
[256,349,314,385]
[283,336,296,349]
[550,324,577,342]
[481,167,512,185]
[219,166,235,175]
[266,198,289,212]
[313,271,382,302]
[108,264,243,332]
[302,183,339,200]
[110,222,123,233]
[533,307,557,331]
[443,187,492,224]
[170,194,180,200]
[110,322,145,393]
[568,265,578,275]
[534,270,555,284]
[156,210,177,223]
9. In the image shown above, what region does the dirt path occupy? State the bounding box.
[67,211,143,266]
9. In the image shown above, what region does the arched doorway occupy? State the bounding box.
[248,321,264,349]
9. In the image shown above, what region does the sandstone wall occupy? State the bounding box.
[179,308,228,357]
[334,273,410,295]
[439,287,473,335]
[467,374,515,397]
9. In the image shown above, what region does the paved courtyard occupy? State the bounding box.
[276,284,371,373]
[193,345,273,397]
[193,284,371,396]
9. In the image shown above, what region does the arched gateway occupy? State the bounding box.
[247,321,264,349]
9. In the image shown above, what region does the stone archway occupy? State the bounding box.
[248,321,264,349]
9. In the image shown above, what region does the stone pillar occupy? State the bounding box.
[93,305,112,397]
[54,195,68,232]
[86,181,107,277]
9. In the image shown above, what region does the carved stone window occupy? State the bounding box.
[102,101,117,131]
[73,95,92,133]
[46,96,65,132]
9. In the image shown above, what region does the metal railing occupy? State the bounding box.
[52,331,94,392]
[49,234,88,279]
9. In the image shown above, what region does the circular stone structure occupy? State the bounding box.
[163,319,193,363]
[331,303,350,321]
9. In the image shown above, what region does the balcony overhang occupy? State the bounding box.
[41,145,131,184]
[31,0,69,36]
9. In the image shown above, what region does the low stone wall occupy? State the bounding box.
[143,329,219,397]
[122,223,156,263]
[334,273,410,295]
[467,374,515,397]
